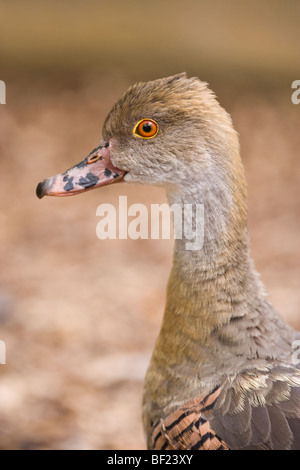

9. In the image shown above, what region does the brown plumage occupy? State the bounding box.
[36,73,300,450]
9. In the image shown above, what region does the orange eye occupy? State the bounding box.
[133,119,159,139]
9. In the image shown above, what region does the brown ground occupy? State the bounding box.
[0,76,299,449]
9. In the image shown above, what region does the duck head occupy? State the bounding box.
[36,72,245,216]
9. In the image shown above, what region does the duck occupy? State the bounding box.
[36,73,300,450]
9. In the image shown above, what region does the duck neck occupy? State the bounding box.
[143,153,295,426]
[164,177,256,346]
[153,166,287,373]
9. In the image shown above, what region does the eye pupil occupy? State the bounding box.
[142,123,152,133]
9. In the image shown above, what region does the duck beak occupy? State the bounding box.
[36,142,125,199]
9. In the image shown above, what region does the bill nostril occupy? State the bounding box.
[87,154,102,164]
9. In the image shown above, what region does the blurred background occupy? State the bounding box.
[0,0,299,450]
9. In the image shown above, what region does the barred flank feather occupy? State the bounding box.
[151,388,229,450]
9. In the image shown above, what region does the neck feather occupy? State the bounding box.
[149,157,293,378]
[164,170,257,345]
[143,149,295,428]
